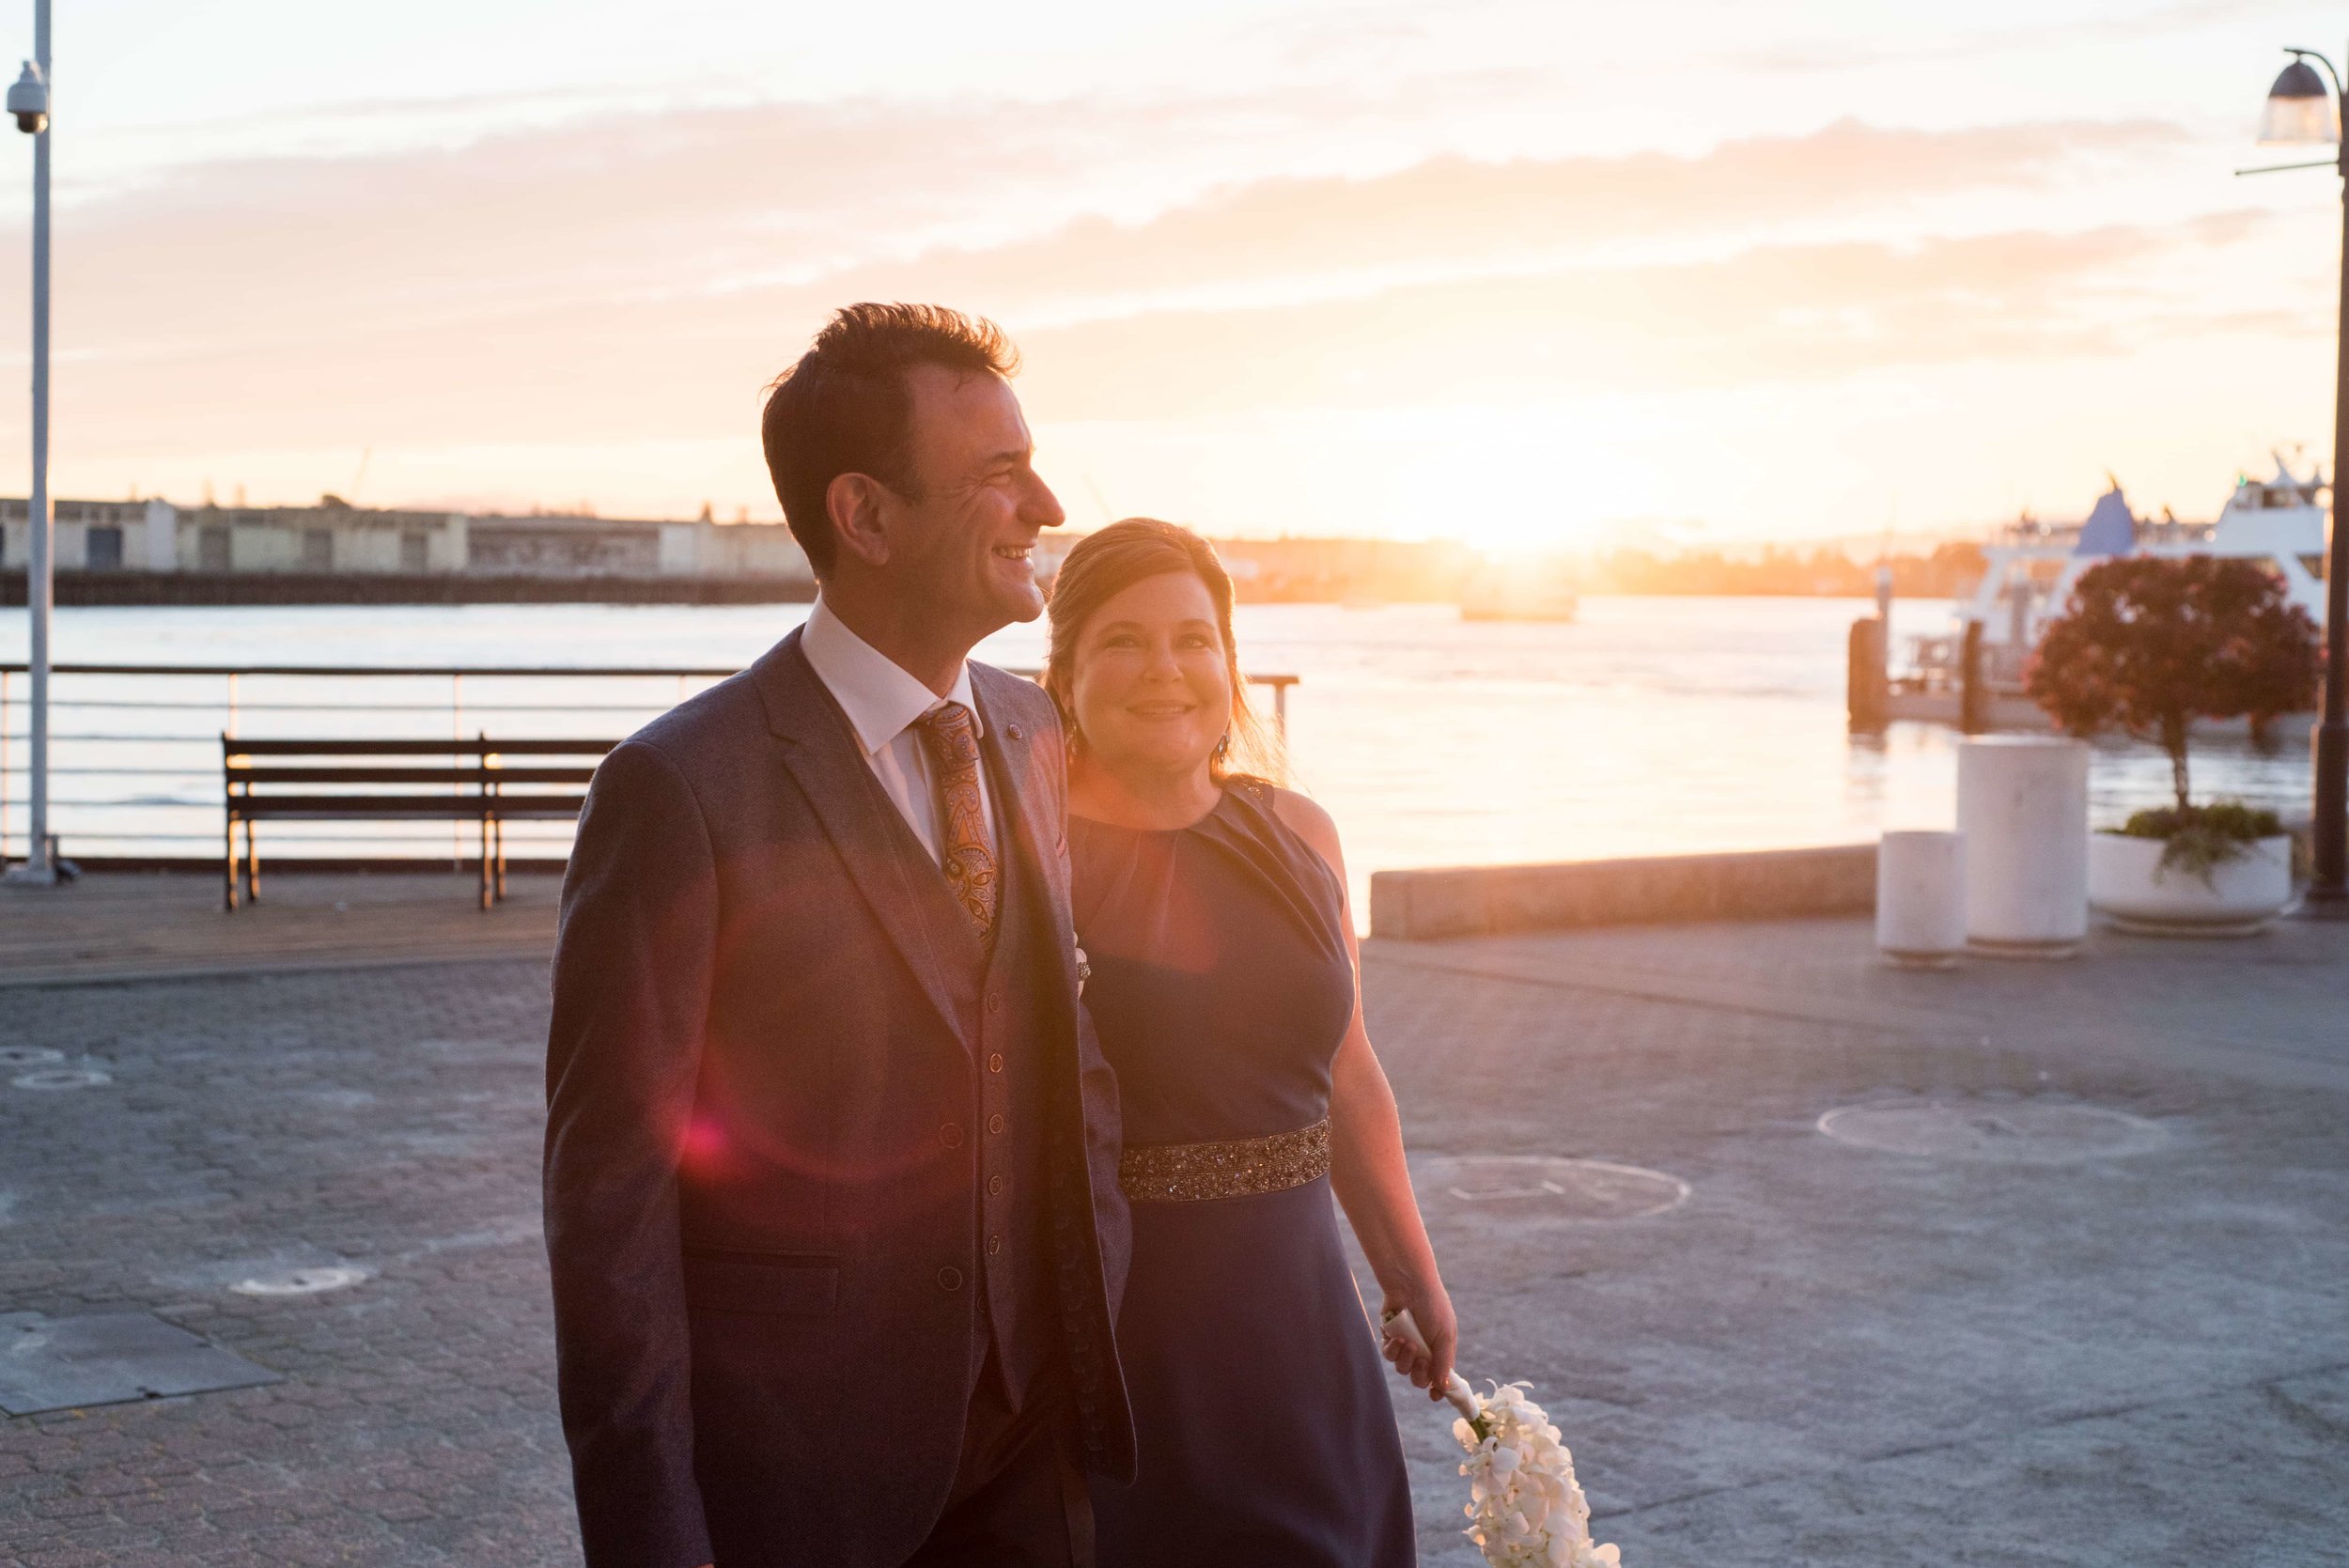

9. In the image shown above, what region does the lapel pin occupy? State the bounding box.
[1006,723,1024,742]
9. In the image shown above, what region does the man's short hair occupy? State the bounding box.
[761,303,1020,578]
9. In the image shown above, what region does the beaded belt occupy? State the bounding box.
[1118,1118,1331,1203]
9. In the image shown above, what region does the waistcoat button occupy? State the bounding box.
[988,1234,1003,1256]
[937,1266,962,1292]
[988,1052,1004,1074]
[985,992,1002,1016]
[940,1123,963,1149]
[988,1114,1005,1136]
[988,1174,1005,1197]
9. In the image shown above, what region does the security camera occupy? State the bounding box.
[8,62,46,135]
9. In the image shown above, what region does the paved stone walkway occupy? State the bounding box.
[1372,916,2349,1564]
[0,963,568,1567]
[0,873,555,988]
[1,900,2344,1565]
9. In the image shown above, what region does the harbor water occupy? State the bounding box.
[0,597,2317,919]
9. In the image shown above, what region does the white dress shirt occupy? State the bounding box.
[799,595,993,868]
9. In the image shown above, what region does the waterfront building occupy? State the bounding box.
[0,497,176,572]
[0,496,816,588]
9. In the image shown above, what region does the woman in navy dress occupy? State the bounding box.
[1043,519,1458,1567]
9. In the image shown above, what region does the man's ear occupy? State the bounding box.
[825,472,893,569]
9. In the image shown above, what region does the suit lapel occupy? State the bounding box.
[754,630,975,1039]
[972,665,1091,1067]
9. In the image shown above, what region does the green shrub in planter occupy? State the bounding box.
[2113,800,2286,886]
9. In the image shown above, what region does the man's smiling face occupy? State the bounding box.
[882,363,1065,638]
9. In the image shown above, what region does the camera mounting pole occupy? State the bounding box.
[2,0,53,886]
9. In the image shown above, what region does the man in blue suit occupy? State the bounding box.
[544,303,1132,1568]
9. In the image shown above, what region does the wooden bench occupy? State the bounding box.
[221,736,615,911]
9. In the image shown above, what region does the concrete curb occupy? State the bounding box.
[1368,843,1877,940]
[0,942,552,991]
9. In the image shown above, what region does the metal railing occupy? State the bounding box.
[0,661,1297,865]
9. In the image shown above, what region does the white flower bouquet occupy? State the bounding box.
[1384,1310,1622,1568]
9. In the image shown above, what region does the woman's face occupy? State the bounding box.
[1067,569,1233,781]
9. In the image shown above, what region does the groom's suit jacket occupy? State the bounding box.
[544,628,1134,1568]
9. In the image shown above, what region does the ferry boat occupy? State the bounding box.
[1900,458,2329,701]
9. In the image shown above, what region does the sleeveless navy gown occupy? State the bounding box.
[1071,782,1416,1567]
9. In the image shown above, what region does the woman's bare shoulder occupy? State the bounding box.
[1262,784,1343,865]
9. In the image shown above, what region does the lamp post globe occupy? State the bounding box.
[2261,58,2340,145]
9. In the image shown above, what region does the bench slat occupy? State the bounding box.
[227,766,599,785]
[230,795,586,819]
[464,739,622,756]
[221,737,619,757]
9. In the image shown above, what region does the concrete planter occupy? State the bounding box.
[2087,832,2294,936]
[1875,831,1966,968]
[1957,737,2090,958]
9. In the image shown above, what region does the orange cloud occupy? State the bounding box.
[1007,216,2276,419]
[0,90,2281,531]
[937,117,2187,311]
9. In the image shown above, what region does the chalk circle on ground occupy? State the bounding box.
[0,1047,63,1067]
[231,1265,370,1297]
[11,1067,111,1091]
[1818,1100,2168,1164]
[1415,1156,1689,1220]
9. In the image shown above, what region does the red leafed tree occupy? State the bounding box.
[2025,556,2323,812]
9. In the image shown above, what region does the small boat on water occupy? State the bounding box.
[1458,560,1579,623]
[1894,458,2328,716]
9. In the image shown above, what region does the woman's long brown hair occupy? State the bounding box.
[1042,518,1283,785]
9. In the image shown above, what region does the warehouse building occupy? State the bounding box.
[0,497,814,586]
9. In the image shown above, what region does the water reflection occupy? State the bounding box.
[1,597,2314,920]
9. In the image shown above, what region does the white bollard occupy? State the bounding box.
[1875,831,1966,968]
[1957,736,2089,958]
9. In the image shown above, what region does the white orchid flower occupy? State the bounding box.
[1387,1312,1623,1568]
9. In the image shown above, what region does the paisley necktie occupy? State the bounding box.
[914,701,998,944]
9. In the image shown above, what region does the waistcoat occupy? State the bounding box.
[961,762,1062,1408]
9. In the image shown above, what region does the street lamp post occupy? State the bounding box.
[0,0,48,886]
[2248,48,2349,913]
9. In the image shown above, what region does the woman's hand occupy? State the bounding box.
[1379,1277,1459,1402]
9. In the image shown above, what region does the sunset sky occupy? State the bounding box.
[4,0,2346,547]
